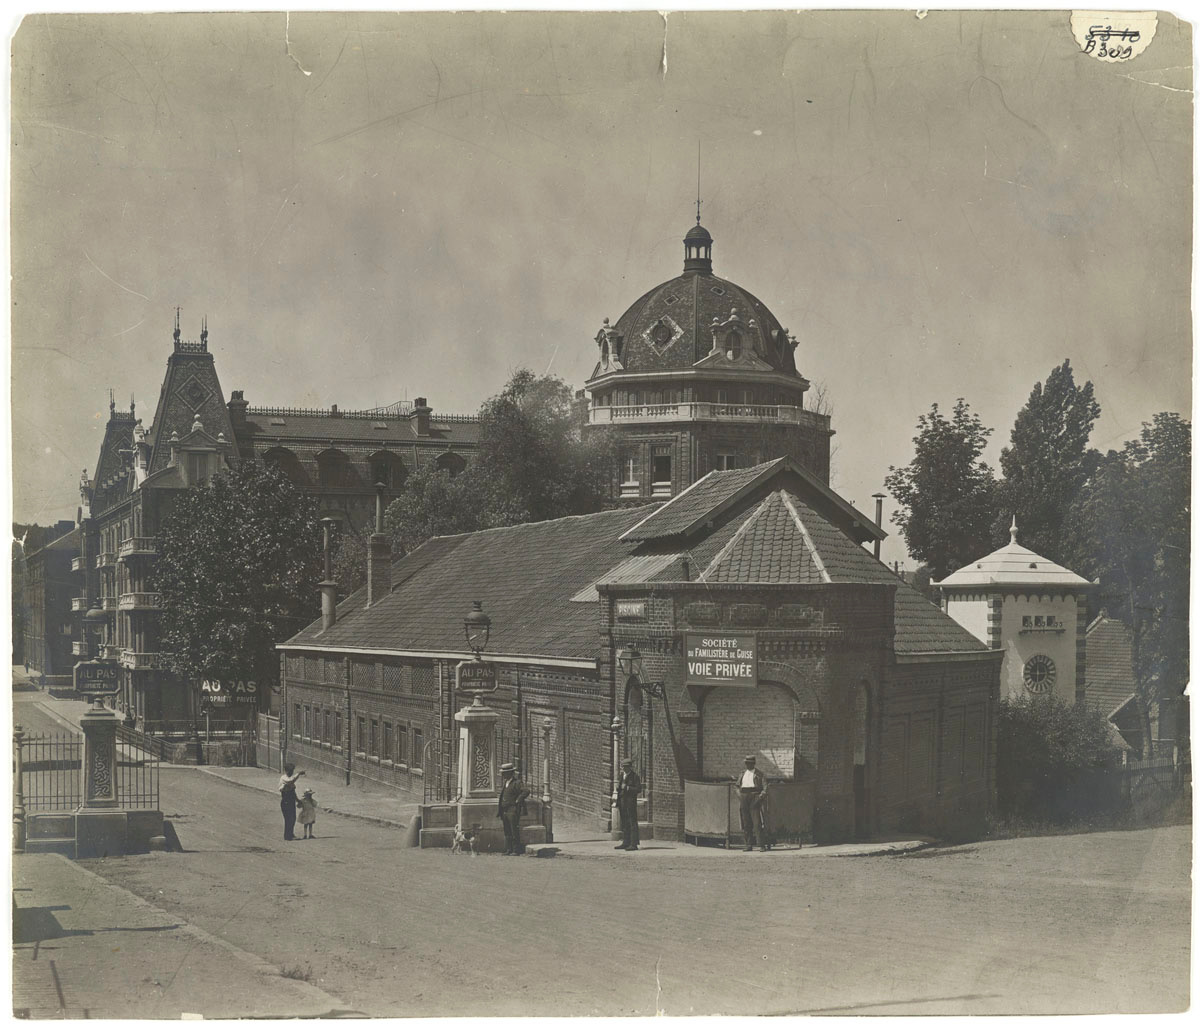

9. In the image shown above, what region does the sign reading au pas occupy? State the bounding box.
[685,633,758,687]
[456,659,498,692]
[199,679,259,705]
[74,660,120,695]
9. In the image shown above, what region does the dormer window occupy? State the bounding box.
[726,331,742,360]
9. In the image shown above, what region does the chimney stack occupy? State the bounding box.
[319,518,339,631]
[872,492,885,560]
[411,397,432,437]
[366,483,393,607]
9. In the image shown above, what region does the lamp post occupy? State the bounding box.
[541,715,553,806]
[454,600,505,850]
[607,714,623,836]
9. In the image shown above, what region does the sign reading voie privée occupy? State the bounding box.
[456,659,497,692]
[685,633,758,687]
[74,660,120,695]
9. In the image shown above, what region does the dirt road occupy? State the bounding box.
[72,759,1189,1017]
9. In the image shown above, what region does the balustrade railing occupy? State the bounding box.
[118,592,163,612]
[588,402,828,427]
[118,537,159,559]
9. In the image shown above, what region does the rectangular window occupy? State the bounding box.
[383,721,392,761]
[324,710,331,745]
[357,716,366,754]
[293,704,301,738]
[716,388,729,406]
[651,445,672,497]
[369,718,378,758]
[335,712,343,749]
[716,451,737,472]
[304,706,311,739]
[1022,615,1032,629]
[398,724,409,766]
[412,727,424,772]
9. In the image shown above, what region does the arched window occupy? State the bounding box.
[315,448,359,489]
[261,447,308,486]
[367,450,408,489]
[435,451,466,478]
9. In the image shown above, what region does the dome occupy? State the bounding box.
[684,222,712,242]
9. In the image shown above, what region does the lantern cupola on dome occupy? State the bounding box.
[683,219,713,275]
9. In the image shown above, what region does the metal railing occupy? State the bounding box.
[15,730,159,811]
[118,650,163,671]
[247,403,479,423]
[143,717,253,737]
[422,727,552,805]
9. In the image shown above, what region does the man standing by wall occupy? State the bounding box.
[737,755,769,851]
[615,757,642,851]
[498,762,529,855]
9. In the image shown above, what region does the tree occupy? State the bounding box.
[330,526,369,595]
[992,360,1101,564]
[884,399,997,581]
[386,370,615,551]
[1067,413,1190,756]
[155,462,322,699]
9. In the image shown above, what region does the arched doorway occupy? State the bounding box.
[698,677,820,843]
[623,679,652,823]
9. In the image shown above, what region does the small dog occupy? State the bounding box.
[451,824,477,855]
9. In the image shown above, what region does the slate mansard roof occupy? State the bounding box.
[283,459,985,663]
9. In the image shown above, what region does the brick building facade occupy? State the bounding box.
[582,218,834,502]
[278,458,1001,842]
[17,520,81,681]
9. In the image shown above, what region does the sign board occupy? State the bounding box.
[615,599,647,621]
[456,659,497,693]
[74,660,120,695]
[199,679,259,704]
[685,633,758,688]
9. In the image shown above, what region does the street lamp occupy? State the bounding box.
[616,643,664,699]
[607,713,623,834]
[463,600,491,659]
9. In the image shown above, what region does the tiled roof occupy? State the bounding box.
[285,505,656,660]
[1083,615,1135,716]
[620,457,884,546]
[241,414,479,446]
[702,491,828,584]
[935,521,1090,589]
[620,460,787,541]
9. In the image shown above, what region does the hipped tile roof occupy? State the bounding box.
[241,413,479,446]
[284,463,985,660]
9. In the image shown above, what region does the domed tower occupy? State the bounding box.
[583,216,834,501]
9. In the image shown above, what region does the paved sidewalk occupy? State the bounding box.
[194,765,421,830]
[525,835,933,859]
[12,854,348,1018]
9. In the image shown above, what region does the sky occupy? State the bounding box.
[9,9,1193,569]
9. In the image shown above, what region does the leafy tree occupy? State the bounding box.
[995,696,1123,823]
[385,463,486,555]
[386,370,615,551]
[884,399,997,581]
[155,462,322,700]
[1067,413,1190,755]
[330,525,369,595]
[992,360,1101,563]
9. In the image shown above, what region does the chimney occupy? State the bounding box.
[411,397,432,437]
[872,492,885,560]
[319,518,339,631]
[366,483,393,607]
[227,390,248,431]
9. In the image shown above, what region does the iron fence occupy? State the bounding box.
[17,730,159,810]
[422,728,555,805]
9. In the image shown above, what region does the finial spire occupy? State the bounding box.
[696,140,702,224]
[173,307,181,344]
[109,389,115,414]
[130,394,135,417]
[1010,515,1018,544]
[201,315,208,345]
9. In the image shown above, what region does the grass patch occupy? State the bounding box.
[985,792,1192,841]
[280,964,313,982]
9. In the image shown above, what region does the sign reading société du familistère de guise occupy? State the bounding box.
[199,679,259,706]
[685,633,758,687]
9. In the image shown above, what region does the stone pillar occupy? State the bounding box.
[77,702,127,857]
[454,696,503,851]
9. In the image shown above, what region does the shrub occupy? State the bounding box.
[995,695,1124,823]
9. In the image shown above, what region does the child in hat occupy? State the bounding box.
[298,787,318,839]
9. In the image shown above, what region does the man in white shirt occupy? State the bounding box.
[737,755,768,851]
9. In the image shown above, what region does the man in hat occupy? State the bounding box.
[614,757,643,850]
[737,755,769,851]
[497,762,530,855]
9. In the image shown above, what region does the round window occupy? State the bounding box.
[1023,655,1057,694]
